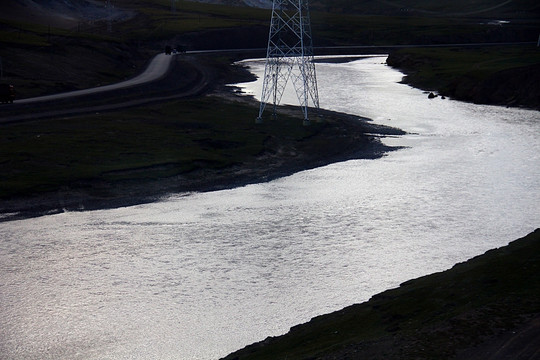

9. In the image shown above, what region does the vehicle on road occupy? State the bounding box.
[165,45,187,55]
[0,84,15,104]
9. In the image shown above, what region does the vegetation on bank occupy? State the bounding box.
[0,97,321,199]
[223,229,540,360]
[386,45,540,109]
[310,0,540,18]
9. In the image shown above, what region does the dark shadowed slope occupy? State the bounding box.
[223,229,540,360]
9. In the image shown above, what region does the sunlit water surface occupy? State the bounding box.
[1,56,538,359]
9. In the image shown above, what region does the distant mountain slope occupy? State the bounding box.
[0,0,133,28]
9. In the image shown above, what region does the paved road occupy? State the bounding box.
[12,48,264,106]
[0,52,211,123]
[16,53,175,105]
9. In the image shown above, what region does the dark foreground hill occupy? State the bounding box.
[223,229,540,360]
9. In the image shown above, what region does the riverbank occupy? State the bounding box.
[0,82,405,222]
[222,228,540,360]
[386,45,540,110]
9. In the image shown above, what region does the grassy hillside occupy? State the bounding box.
[1,0,538,98]
[222,229,540,360]
[0,0,269,97]
[311,0,540,18]
[386,45,540,109]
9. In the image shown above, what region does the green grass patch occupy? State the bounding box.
[0,18,119,46]
[0,29,50,46]
[114,0,267,41]
[312,13,477,45]
[310,0,540,18]
[388,45,540,90]
[0,97,320,198]
[131,0,268,20]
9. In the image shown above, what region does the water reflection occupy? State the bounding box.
[0,56,538,360]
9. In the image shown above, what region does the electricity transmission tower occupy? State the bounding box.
[256,0,319,125]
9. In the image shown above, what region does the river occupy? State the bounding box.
[0,56,538,359]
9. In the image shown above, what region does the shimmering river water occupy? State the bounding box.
[1,56,538,360]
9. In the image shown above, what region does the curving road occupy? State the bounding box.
[12,48,264,107]
[0,52,214,123]
[16,53,175,105]
[1,48,267,123]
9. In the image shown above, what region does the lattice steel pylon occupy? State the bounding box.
[256,0,319,125]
